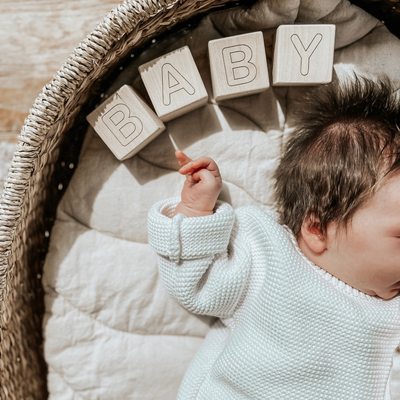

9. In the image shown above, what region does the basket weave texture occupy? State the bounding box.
[0,0,232,398]
[0,0,399,399]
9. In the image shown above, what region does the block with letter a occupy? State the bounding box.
[273,24,336,86]
[86,85,165,161]
[208,32,270,101]
[138,46,208,122]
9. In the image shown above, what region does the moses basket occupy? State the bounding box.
[0,0,400,398]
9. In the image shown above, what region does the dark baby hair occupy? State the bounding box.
[274,76,400,238]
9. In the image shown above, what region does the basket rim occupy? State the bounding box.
[0,0,229,296]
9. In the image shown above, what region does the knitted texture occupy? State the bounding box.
[148,198,236,261]
[148,198,400,399]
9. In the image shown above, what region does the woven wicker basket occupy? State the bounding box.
[0,0,399,398]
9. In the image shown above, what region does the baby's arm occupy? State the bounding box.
[148,152,251,318]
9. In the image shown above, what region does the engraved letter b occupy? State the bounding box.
[103,102,143,146]
[222,45,257,86]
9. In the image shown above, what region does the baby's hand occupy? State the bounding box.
[173,150,222,217]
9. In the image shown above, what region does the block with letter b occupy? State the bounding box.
[208,32,270,101]
[138,46,208,122]
[86,85,165,161]
[273,24,336,86]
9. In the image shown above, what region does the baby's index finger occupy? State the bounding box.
[175,150,193,167]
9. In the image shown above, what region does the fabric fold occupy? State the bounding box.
[148,198,236,261]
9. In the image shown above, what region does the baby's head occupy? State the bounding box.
[274,76,400,299]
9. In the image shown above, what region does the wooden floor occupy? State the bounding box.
[0,0,121,144]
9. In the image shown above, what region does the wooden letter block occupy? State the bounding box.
[138,46,208,122]
[273,24,336,86]
[208,32,270,101]
[86,85,165,161]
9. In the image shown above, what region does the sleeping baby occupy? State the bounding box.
[147,77,400,399]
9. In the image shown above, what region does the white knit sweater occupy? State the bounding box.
[148,198,400,400]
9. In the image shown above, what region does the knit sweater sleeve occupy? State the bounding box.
[147,197,251,318]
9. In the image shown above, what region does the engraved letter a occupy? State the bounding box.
[162,63,195,106]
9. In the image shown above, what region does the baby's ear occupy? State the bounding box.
[300,214,327,254]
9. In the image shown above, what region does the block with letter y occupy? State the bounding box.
[86,85,165,161]
[273,24,336,86]
[208,32,270,101]
[138,46,208,122]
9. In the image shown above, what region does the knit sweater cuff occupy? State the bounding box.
[148,197,235,262]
